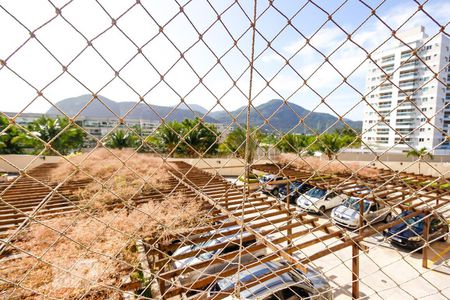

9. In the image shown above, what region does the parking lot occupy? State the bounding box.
[228,174,449,299]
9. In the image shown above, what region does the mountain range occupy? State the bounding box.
[47,95,362,133]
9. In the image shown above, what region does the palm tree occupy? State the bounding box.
[277,133,314,154]
[181,118,219,156]
[317,133,347,160]
[406,147,434,174]
[222,127,260,163]
[106,129,138,149]
[0,116,32,154]
[27,116,85,155]
[157,121,183,156]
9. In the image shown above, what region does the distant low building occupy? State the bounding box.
[5,112,232,148]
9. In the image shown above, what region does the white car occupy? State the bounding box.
[172,225,267,284]
[331,197,392,229]
[296,188,346,214]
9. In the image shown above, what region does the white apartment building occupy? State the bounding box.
[362,26,450,154]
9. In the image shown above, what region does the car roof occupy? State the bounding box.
[215,261,328,299]
[217,261,299,295]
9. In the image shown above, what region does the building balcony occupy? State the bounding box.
[399,72,418,79]
[399,60,420,70]
[379,85,392,91]
[398,81,418,89]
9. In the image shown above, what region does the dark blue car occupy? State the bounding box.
[279,181,313,203]
[384,211,448,249]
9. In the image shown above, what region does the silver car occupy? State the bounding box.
[331,197,392,229]
[172,225,267,284]
[259,174,286,197]
[208,260,333,299]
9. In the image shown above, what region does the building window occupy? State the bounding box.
[419,138,424,142]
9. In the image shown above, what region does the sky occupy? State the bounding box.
[0,0,449,121]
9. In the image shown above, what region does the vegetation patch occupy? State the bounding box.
[278,154,380,178]
[237,173,260,183]
[49,148,173,211]
[0,194,206,299]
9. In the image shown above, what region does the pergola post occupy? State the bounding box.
[286,181,292,247]
[359,197,364,235]
[225,189,229,207]
[352,243,360,299]
[422,214,430,269]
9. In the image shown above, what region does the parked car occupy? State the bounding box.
[208,260,333,299]
[279,181,313,203]
[383,211,449,249]
[331,197,392,229]
[172,225,267,283]
[259,174,287,197]
[296,187,347,214]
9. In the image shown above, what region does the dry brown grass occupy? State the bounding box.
[0,194,206,299]
[50,148,174,211]
[277,154,380,178]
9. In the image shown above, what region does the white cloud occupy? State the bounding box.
[258,1,450,120]
[0,0,448,120]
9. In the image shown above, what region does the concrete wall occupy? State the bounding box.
[336,152,450,177]
[169,155,450,178]
[371,161,450,178]
[169,158,271,177]
[0,155,61,173]
[337,151,450,163]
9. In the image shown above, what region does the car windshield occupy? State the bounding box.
[305,188,327,198]
[188,239,216,259]
[354,186,371,194]
[398,212,425,230]
[343,197,370,211]
[291,181,303,187]
[261,175,277,182]
[217,263,294,293]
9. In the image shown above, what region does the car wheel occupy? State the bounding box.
[272,188,279,197]
[441,229,449,242]
[362,220,368,228]
[384,214,392,223]
[319,206,326,215]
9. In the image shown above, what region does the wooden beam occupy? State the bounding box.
[168,169,309,273]
[422,215,430,269]
[352,243,360,299]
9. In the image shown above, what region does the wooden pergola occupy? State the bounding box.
[251,163,450,277]
[1,161,447,299]
[138,161,447,299]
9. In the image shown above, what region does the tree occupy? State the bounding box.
[260,133,277,146]
[180,118,219,156]
[221,127,261,163]
[27,116,85,155]
[406,147,433,174]
[106,129,138,149]
[156,121,184,156]
[0,116,32,154]
[317,133,350,160]
[276,133,314,154]
[154,118,220,157]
